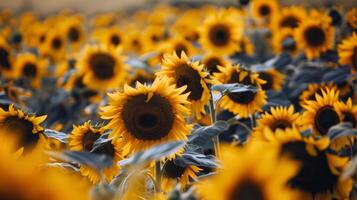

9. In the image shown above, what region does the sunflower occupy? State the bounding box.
[156,52,211,119]
[338,33,357,73]
[0,38,14,77]
[301,88,341,136]
[197,144,299,200]
[272,6,307,30]
[128,69,155,87]
[143,25,167,52]
[80,138,122,184]
[0,104,47,152]
[77,45,127,91]
[213,64,267,118]
[40,30,67,62]
[299,82,337,106]
[252,105,301,140]
[251,0,279,23]
[239,36,255,56]
[201,53,229,75]
[294,13,334,60]
[257,69,285,91]
[166,36,198,57]
[13,53,47,88]
[262,127,353,199]
[100,76,191,155]
[63,72,100,103]
[161,159,201,191]
[124,29,144,55]
[346,8,357,31]
[272,28,299,55]
[199,9,243,55]
[68,121,103,152]
[334,98,357,129]
[93,27,124,48]
[62,17,86,51]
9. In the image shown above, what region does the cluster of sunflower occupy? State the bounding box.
[0,0,357,199]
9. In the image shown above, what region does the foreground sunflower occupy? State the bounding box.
[213,64,267,118]
[0,104,47,152]
[157,52,211,119]
[161,159,201,191]
[13,53,47,88]
[197,144,298,200]
[301,88,341,136]
[252,105,301,140]
[199,9,243,55]
[80,138,122,184]
[257,69,285,91]
[338,33,357,73]
[68,121,103,152]
[100,76,191,155]
[262,128,353,199]
[294,13,334,60]
[77,45,127,91]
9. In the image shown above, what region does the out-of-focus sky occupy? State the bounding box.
[0,0,356,15]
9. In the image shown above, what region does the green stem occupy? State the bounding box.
[155,160,161,192]
[209,94,220,158]
[250,114,256,128]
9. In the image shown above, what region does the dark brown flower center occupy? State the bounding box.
[281,141,338,195]
[258,72,273,90]
[229,179,264,200]
[174,43,188,56]
[259,5,271,16]
[68,27,80,42]
[163,160,186,179]
[22,62,37,78]
[205,57,222,74]
[92,141,115,158]
[1,116,39,150]
[175,63,204,101]
[280,16,299,28]
[342,111,356,128]
[227,71,257,104]
[110,35,121,46]
[304,26,326,47]
[39,34,46,43]
[0,47,11,70]
[51,37,63,50]
[352,47,357,70]
[314,106,340,135]
[82,131,101,151]
[270,120,292,131]
[122,94,174,141]
[89,53,116,79]
[209,24,231,47]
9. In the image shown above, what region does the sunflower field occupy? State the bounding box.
[1,0,357,199]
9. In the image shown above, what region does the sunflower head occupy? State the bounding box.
[272,6,306,30]
[272,28,299,55]
[251,0,279,23]
[0,105,47,152]
[334,98,357,129]
[294,13,334,60]
[338,33,357,73]
[301,88,341,136]
[199,9,243,55]
[128,69,155,87]
[62,17,85,51]
[257,69,285,91]
[202,54,229,75]
[213,64,267,118]
[346,8,357,30]
[100,76,191,156]
[77,45,127,91]
[299,82,337,106]
[157,52,212,119]
[68,121,103,152]
[197,144,299,200]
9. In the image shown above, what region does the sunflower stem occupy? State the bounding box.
[155,160,161,192]
[250,114,256,128]
[208,94,221,159]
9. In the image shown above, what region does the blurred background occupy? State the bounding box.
[1,0,357,15]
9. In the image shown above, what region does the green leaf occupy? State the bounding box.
[174,152,218,168]
[44,129,68,143]
[328,122,357,141]
[211,83,258,96]
[188,121,229,146]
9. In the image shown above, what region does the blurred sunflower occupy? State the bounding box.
[128,69,155,87]
[201,53,229,75]
[62,17,86,51]
[338,33,357,72]
[197,144,298,200]
[346,8,357,31]
[40,30,67,62]
[100,76,191,155]
[334,98,357,129]
[163,36,197,57]
[214,64,267,118]
[0,38,14,77]
[80,138,122,184]
[199,9,243,55]
[239,36,255,56]
[157,52,211,119]
[0,104,47,152]
[294,13,334,60]
[251,0,279,23]
[13,53,47,88]
[272,6,306,30]
[77,45,127,91]
[143,25,167,52]
[68,121,103,151]
[124,29,144,55]
[161,159,201,191]
[257,69,285,91]
[301,88,341,136]
[263,127,353,199]
[63,72,100,103]
[299,82,337,106]
[93,27,124,48]
[252,105,301,140]
[272,28,299,55]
